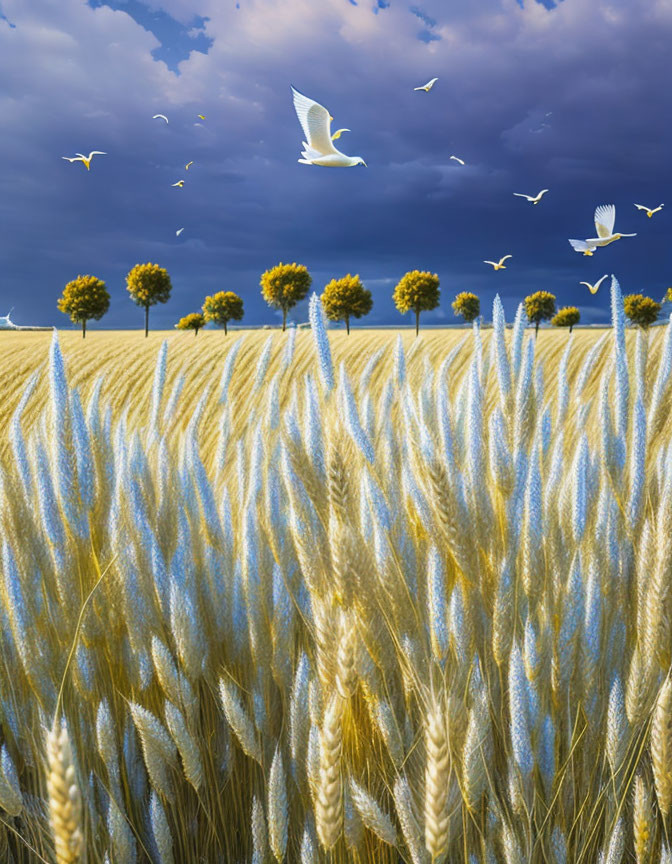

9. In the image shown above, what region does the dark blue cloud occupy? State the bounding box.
[516,0,564,7]
[0,4,15,27]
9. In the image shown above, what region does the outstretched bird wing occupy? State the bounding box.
[291,87,338,157]
[513,193,532,200]
[594,204,616,238]
[499,255,512,265]
[634,204,649,211]
[153,114,169,123]
[569,239,591,252]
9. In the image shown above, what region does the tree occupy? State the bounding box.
[451,292,480,324]
[393,270,440,336]
[624,293,662,329]
[202,291,244,335]
[524,290,556,337]
[260,262,311,331]
[666,287,672,303]
[551,306,580,333]
[126,262,172,337]
[321,274,373,334]
[175,312,205,336]
[57,274,110,338]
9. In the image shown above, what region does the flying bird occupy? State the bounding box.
[176,228,185,236]
[171,180,185,188]
[331,128,350,141]
[634,203,664,218]
[513,189,549,205]
[197,114,206,120]
[569,239,597,256]
[450,155,465,166]
[61,151,106,171]
[484,255,512,271]
[185,161,194,170]
[153,114,169,124]
[414,78,438,92]
[580,274,609,295]
[582,204,637,248]
[291,87,366,168]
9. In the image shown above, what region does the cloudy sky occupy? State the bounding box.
[1,0,671,330]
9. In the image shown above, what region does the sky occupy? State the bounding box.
[1,0,671,330]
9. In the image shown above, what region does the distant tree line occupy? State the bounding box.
[56,261,671,337]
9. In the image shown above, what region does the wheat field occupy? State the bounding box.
[1,285,672,863]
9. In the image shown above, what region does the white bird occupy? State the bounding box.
[185,161,194,170]
[171,180,185,188]
[414,77,438,92]
[331,128,350,141]
[582,204,637,247]
[569,239,597,256]
[580,274,608,295]
[484,255,512,271]
[291,87,366,168]
[176,228,185,236]
[450,155,465,166]
[634,203,664,218]
[153,114,169,124]
[513,189,549,205]
[61,151,106,171]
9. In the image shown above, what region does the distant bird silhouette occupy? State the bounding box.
[634,203,664,218]
[62,151,106,171]
[484,255,512,271]
[414,77,438,92]
[580,275,609,295]
[513,189,549,205]
[153,114,169,123]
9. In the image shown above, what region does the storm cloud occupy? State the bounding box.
[1,0,670,329]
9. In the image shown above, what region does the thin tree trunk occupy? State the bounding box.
[82,320,86,339]
[569,325,573,334]
[415,307,420,337]
[535,321,539,338]
[282,307,287,332]
[195,328,199,336]
[144,305,149,338]
[346,315,350,335]
[224,319,228,335]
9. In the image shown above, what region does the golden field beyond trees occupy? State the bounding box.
[2,286,672,862]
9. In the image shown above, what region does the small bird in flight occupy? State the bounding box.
[569,239,597,256]
[176,228,185,236]
[414,78,438,92]
[291,86,366,167]
[484,255,512,271]
[331,128,350,141]
[450,155,465,166]
[197,114,206,120]
[579,204,637,248]
[153,114,169,123]
[171,180,185,188]
[634,203,664,218]
[185,161,194,170]
[513,189,549,205]
[580,274,608,295]
[62,151,106,170]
